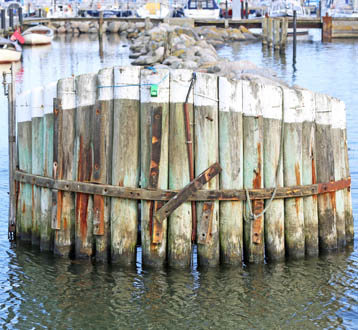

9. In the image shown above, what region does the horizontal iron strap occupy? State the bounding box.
[14,171,351,202]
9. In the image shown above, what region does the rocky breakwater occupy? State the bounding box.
[128,23,267,79]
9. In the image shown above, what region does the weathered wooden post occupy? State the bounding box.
[267,18,273,48]
[280,18,288,51]
[315,93,337,251]
[322,13,332,42]
[283,87,305,259]
[273,19,281,50]
[41,82,57,251]
[331,97,346,248]
[194,72,220,266]
[93,67,113,263]
[262,17,268,46]
[111,66,140,266]
[140,68,169,267]
[17,90,32,243]
[74,73,96,259]
[54,77,76,257]
[218,77,243,265]
[342,107,354,243]
[31,87,44,246]
[168,69,193,268]
[242,79,264,263]
[299,88,319,256]
[262,83,285,262]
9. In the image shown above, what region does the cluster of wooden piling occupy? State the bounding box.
[14,67,353,267]
[262,17,288,50]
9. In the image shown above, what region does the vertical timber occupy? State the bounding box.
[218,77,243,265]
[111,66,140,266]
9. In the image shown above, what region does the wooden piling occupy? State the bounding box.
[267,18,273,48]
[74,73,96,259]
[331,97,346,248]
[341,106,354,243]
[40,82,57,251]
[283,87,305,259]
[262,83,285,262]
[93,68,113,263]
[54,77,76,257]
[281,18,288,50]
[140,68,169,267]
[31,87,44,246]
[168,69,193,268]
[315,93,337,251]
[218,77,243,265]
[322,14,332,42]
[17,91,32,243]
[111,66,140,266]
[194,72,219,267]
[299,88,319,256]
[273,19,280,50]
[262,17,268,45]
[242,79,264,263]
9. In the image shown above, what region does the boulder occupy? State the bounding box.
[107,21,121,33]
[79,22,90,33]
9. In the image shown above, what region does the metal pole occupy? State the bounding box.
[9,8,14,30]
[18,7,23,27]
[225,0,228,18]
[8,63,17,241]
[293,10,297,63]
[1,9,6,30]
[245,1,248,19]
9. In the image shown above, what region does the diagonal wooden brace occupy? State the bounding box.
[154,162,222,224]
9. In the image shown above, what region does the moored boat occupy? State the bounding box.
[22,25,54,45]
[184,0,221,19]
[0,38,22,63]
[136,2,170,18]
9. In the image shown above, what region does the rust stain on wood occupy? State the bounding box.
[56,191,63,229]
[252,143,262,189]
[93,195,104,236]
[329,191,336,211]
[251,143,263,245]
[311,157,316,184]
[76,193,89,241]
[198,202,214,244]
[295,163,301,185]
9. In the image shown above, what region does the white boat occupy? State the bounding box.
[136,2,170,18]
[184,0,221,19]
[269,0,308,17]
[0,38,21,63]
[22,25,54,45]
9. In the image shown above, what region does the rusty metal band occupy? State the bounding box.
[14,170,351,202]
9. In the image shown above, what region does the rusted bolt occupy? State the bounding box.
[94,163,99,171]
[96,108,100,115]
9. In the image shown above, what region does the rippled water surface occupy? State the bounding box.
[0,32,357,329]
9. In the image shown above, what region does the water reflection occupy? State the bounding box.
[2,242,357,329]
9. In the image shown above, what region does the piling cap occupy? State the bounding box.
[43,82,57,115]
[331,97,346,129]
[219,76,242,113]
[315,93,332,126]
[17,90,32,123]
[114,66,140,101]
[31,86,44,118]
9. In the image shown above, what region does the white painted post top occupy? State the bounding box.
[114,66,140,101]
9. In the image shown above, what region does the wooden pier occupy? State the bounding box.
[9,67,353,267]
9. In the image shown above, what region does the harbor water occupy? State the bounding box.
[0,32,357,329]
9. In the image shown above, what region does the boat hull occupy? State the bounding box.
[184,8,220,18]
[23,33,54,45]
[0,49,21,63]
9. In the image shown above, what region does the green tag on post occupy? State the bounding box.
[151,84,158,97]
